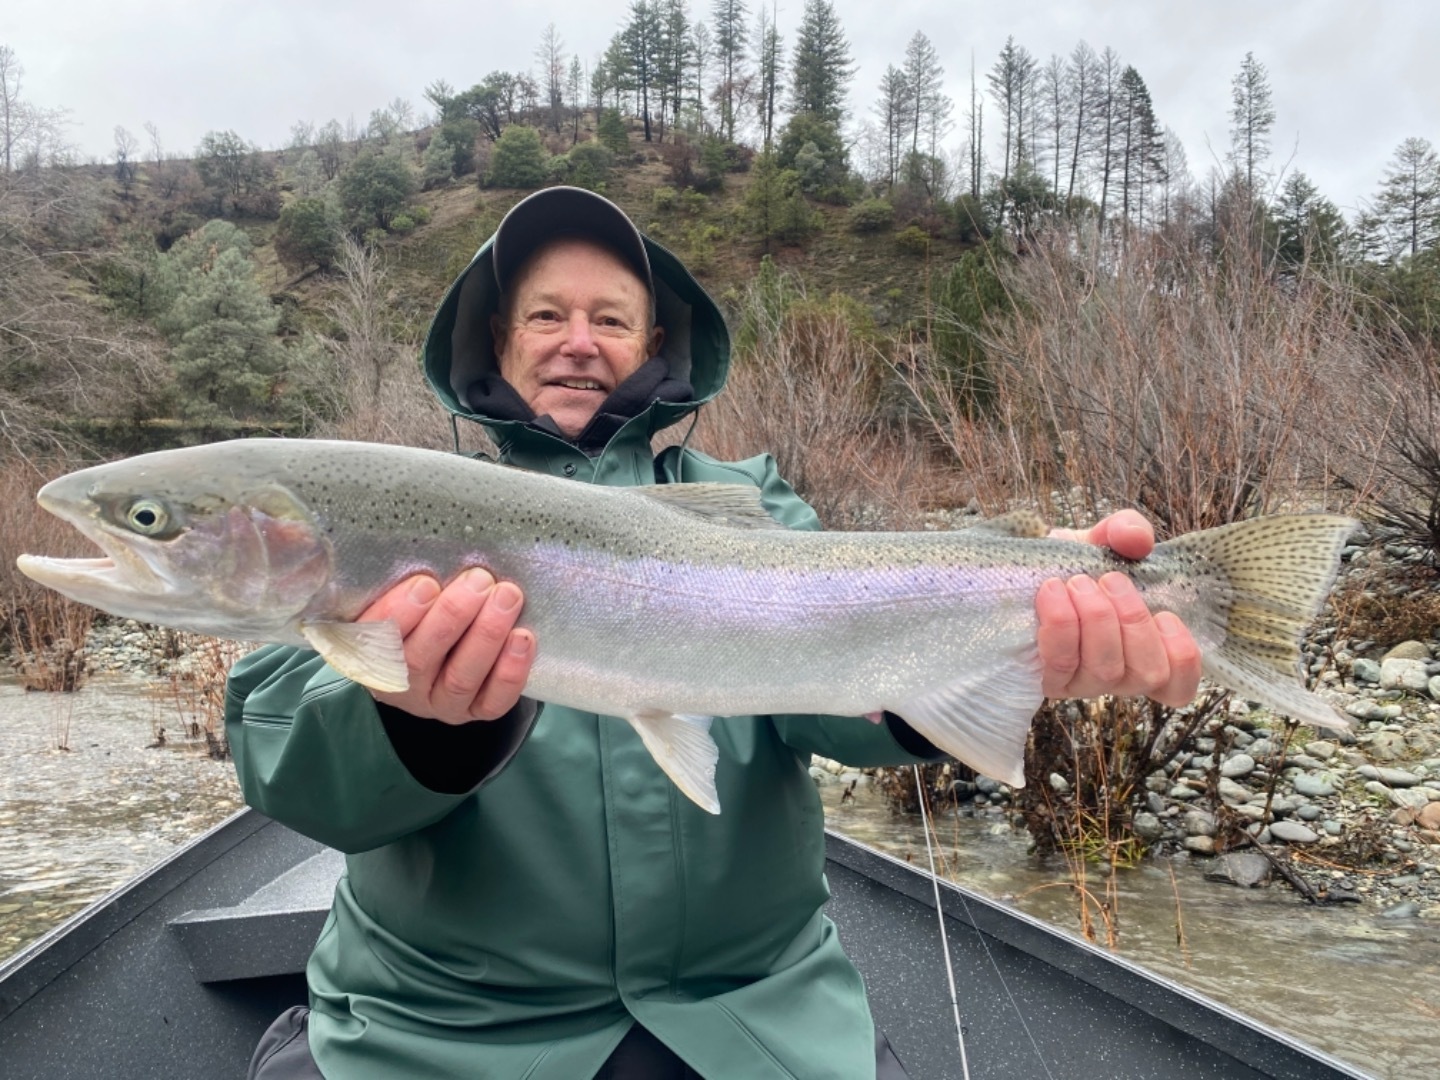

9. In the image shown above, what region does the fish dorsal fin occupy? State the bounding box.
[302,620,409,693]
[966,510,1050,539]
[888,647,1046,787]
[623,710,722,813]
[637,483,787,529]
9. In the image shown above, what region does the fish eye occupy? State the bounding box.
[126,499,169,536]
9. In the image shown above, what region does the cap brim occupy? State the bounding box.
[492,187,653,295]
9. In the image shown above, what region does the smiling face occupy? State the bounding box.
[491,237,665,439]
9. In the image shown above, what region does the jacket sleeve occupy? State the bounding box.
[741,453,949,767]
[225,645,538,854]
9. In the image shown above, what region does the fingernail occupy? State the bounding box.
[1099,574,1131,598]
[1039,579,1066,600]
[1156,612,1182,635]
[408,577,440,604]
[464,569,495,594]
[508,632,532,657]
[1069,576,1098,595]
[493,583,522,613]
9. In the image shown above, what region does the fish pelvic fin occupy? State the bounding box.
[302,619,409,694]
[624,710,721,814]
[889,648,1045,788]
[1160,514,1359,732]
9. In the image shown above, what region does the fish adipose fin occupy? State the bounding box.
[625,710,722,814]
[889,648,1046,788]
[965,509,1050,539]
[302,620,409,693]
[1161,514,1359,733]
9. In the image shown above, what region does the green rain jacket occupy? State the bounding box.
[225,227,944,1080]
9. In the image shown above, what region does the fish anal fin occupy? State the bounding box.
[889,649,1045,787]
[637,483,786,529]
[624,710,722,814]
[302,620,409,693]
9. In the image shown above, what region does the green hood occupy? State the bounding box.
[422,223,731,452]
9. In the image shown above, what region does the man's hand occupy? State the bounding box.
[358,570,534,724]
[1036,509,1201,706]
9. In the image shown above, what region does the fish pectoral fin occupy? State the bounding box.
[623,710,722,814]
[889,648,1045,788]
[302,620,409,694]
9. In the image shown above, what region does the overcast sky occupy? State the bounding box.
[3,0,1434,215]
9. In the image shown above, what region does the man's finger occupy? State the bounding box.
[358,575,441,637]
[469,630,535,720]
[1100,572,1170,697]
[1036,578,1082,698]
[1066,574,1124,696]
[428,580,522,715]
[1153,612,1203,707]
[1086,509,1154,561]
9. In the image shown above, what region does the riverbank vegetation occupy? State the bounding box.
[2,8,1439,886]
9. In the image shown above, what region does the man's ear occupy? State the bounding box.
[647,324,665,359]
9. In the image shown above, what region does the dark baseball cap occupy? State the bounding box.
[491,186,654,295]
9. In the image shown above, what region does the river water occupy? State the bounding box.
[1,676,1436,1077]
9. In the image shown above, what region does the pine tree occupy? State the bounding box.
[159,240,284,420]
[624,1,662,142]
[987,38,1037,185]
[873,65,910,189]
[902,32,947,160]
[536,24,567,136]
[753,3,784,150]
[712,0,749,143]
[1375,137,1440,259]
[1228,51,1276,196]
[1274,172,1344,267]
[1062,41,1098,208]
[788,0,854,128]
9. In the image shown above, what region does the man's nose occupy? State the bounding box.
[561,312,597,355]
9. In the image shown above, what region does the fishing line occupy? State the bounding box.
[913,765,1057,1080]
[914,764,971,1080]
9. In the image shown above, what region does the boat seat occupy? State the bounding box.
[168,849,344,983]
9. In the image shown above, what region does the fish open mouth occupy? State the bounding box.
[17,510,169,599]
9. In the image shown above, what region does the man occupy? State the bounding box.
[232,187,1199,1079]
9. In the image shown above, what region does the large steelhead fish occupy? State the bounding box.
[19,439,1356,813]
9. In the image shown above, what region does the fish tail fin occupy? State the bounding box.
[1159,514,1359,732]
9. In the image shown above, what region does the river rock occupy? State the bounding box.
[1184,810,1217,837]
[1352,658,1382,684]
[1366,731,1409,762]
[1357,765,1421,786]
[1419,803,1440,831]
[1380,901,1421,919]
[1232,803,1268,822]
[1168,785,1200,801]
[1381,658,1431,693]
[1293,772,1337,798]
[1205,853,1272,888]
[1383,640,1433,662]
[1323,820,1343,836]
[1218,778,1252,804]
[1268,821,1319,844]
[1221,754,1256,779]
[1183,835,1216,855]
[1132,812,1164,841]
[1429,675,1440,702]
[1391,788,1434,811]
[1296,804,1322,821]
[1305,740,1338,761]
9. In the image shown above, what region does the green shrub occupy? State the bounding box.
[487,125,547,188]
[895,225,931,255]
[652,186,679,212]
[679,189,708,216]
[338,151,416,230]
[389,213,416,233]
[565,141,613,191]
[849,198,894,233]
[597,110,629,155]
[274,197,341,271]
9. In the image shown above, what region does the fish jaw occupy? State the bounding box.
[18,468,334,642]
